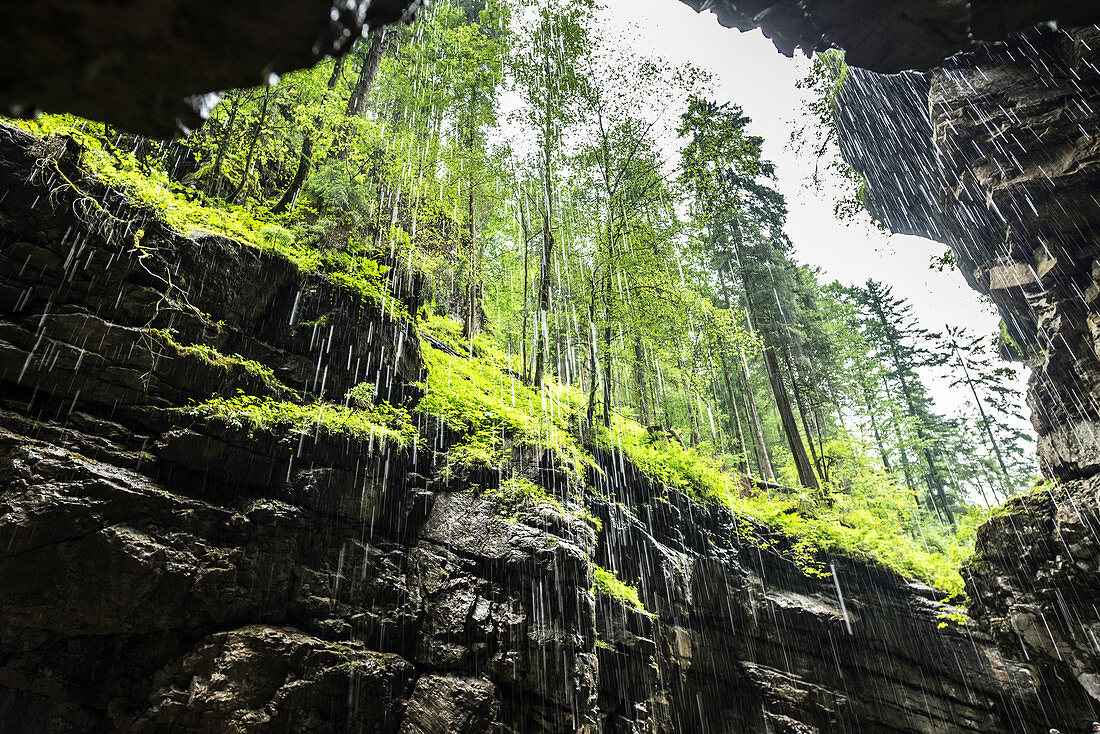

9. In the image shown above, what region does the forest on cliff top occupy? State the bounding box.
[7,0,1042,595]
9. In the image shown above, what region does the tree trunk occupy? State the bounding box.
[632,336,651,425]
[273,56,345,214]
[784,349,826,483]
[739,348,776,482]
[862,383,892,471]
[346,30,390,118]
[762,346,819,490]
[272,135,313,214]
[714,348,751,475]
[601,321,613,428]
[518,187,532,381]
[532,50,555,387]
[677,351,701,446]
[208,95,240,199]
[585,291,600,430]
[226,85,271,203]
[532,165,554,385]
[463,172,479,339]
[951,342,1013,498]
[532,213,553,385]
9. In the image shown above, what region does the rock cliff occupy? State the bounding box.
[835,23,1100,725]
[681,0,1100,73]
[0,122,1056,732]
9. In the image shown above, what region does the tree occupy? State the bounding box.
[852,280,958,528]
[273,56,348,214]
[679,98,819,490]
[511,0,594,385]
[939,325,1035,500]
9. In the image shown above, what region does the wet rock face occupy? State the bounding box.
[0,0,417,137]
[0,122,1052,731]
[680,0,1100,73]
[835,24,1100,723]
[966,480,1100,719]
[586,470,1045,733]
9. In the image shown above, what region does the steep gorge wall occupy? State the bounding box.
[0,124,1054,732]
[836,24,1100,723]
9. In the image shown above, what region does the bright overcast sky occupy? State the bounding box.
[598,0,1027,419]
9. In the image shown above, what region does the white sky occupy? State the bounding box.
[599,0,1029,420]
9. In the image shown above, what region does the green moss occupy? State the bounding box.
[478,476,601,532]
[485,476,555,512]
[593,566,649,614]
[148,329,287,394]
[8,115,403,318]
[596,414,737,507]
[186,393,417,447]
[726,493,964,595]
[419,313,470,354]
[415,335,592,480]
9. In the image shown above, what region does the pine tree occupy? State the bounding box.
[853,280,958,528]
[679,98,819,490]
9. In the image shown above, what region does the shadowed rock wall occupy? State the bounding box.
[835,24,1100,725]
[0,0,418,136]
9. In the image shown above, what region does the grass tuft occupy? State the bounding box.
[593,566,649,614]
[186,393,417,448]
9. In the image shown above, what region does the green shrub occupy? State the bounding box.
[593,566,648,613]
[186,393,417,447]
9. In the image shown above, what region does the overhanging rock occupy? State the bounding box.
[680,0,1100,73]
[0,0,418,137]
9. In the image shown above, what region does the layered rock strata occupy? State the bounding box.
[0,123,1054,731]
[835,24,1100,723]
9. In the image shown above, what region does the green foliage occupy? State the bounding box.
[593,566,649,613]
[790,49,878,226]
[187,393,417,447]
[416,322,593,479]
[481,476,601,531]
[485,476,555,511]
[8,115,402,317]
[598,416,738,507]
[731,489,964,596]
[149,329,287,394]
